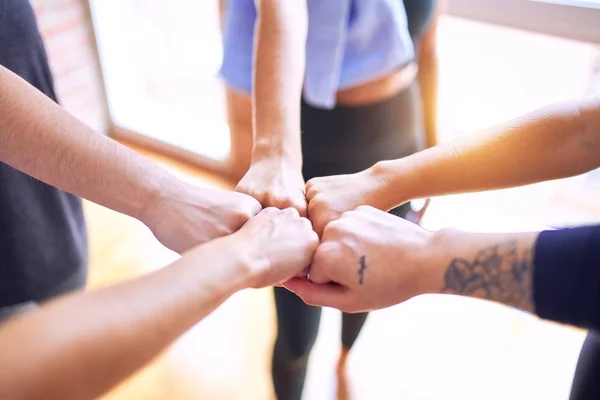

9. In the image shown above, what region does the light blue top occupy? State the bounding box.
[220,0,415,110]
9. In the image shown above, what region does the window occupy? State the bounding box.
[89,0,229,164]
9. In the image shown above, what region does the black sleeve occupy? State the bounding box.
[534,225,600,330]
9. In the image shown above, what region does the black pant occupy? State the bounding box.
[271,83,424,400]
[570,331,600,399]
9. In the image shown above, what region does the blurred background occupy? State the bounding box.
[33,0,600,398]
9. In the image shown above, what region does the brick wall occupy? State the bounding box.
[32,0,107,132]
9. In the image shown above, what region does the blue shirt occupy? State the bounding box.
[220,0,415,109]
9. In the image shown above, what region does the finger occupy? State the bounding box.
[291,194,309,218]
[308,241,341,284]
[267,194,307,216]
[294,267,310,279]
[246,196,263,215]
[321,217,346,242]
[305,180,317,201]
[238,188,269,209]
[258,206,280,216]
[283,278,349,310]
[281,207,300,218]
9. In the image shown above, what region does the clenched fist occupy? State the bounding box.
[285,206,435,313]
[236,156,307,216]
[233,207,319,288]
[141,182,262,254]
[305,168,393,236]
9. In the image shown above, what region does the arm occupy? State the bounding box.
[417,1,441,148]
[306,97,600,234]
[286,206,537,313]
[0,208,317,400]
[375,97,600,208]
[235,0,308,214]
[288,206,600,332]
[0,66,261,253]
[0,65,164,219]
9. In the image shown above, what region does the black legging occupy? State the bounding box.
[272,82,424,400]
[271,3,435,398]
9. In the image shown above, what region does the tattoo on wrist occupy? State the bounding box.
[441,241,534,311]
[358,255,367,285]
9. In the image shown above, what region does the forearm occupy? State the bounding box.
[252,0,307,162]
[418,55,438,148]
[426,225,600,331]
[0,66,179,221]
[421,229,539,312]
[372,97,600,209]
[417,4,440,148]
[0,237,248,400]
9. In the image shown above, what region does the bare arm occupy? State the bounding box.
[235,0,308,214]
[417,1,441,148]
[373,97,600,209]
[287,206,539,314]
[0,239,244,400]
[252,0,307,163]
[292,206,600,332]
[0,208,317,400]
[0,66,262,253]
[305,97,600,234]
[0,65,169,221]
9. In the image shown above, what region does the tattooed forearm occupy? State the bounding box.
[358,255,366,285]
[441,241,534,312]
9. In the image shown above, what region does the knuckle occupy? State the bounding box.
[245,197,263,213]
[268,194,291,208]
[339,209,357,219]
[313,241,333,263]
[356,205,375,214]
[323,216,345,236]
[261,206,280,216]
[301,217,315,232]
[312,193,328,206]
[321,221,336,240]
[281,207,300,219]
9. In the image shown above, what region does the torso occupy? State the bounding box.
[336,62,418,106]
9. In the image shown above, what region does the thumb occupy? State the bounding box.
[283,278,349,310]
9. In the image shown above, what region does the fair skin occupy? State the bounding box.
[0,66,261,253]
[232,0,427,212]
[234,0,308,215]
[285,205,538,314]
[0,208,318,400]
[306,97,600,235]
[417,0,441,149]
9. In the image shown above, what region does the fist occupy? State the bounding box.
[143,183,262,254]
[306,168,390,236]
[285,206,433,312]
[235,207,319,288]
[236,157,307,216]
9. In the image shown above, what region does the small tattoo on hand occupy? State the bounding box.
[358,255,366,285]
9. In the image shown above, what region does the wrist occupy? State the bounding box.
[252,137,302,167]
[182,235,256,294]
[136,174,187,230]
[368,160,417,210]
[413,228,464,296]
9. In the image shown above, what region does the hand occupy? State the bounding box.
[231,207,318,288]
[306,167,395,236]
[236,156,307,216]
[284,206,437,313]
[140,181,262,254]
